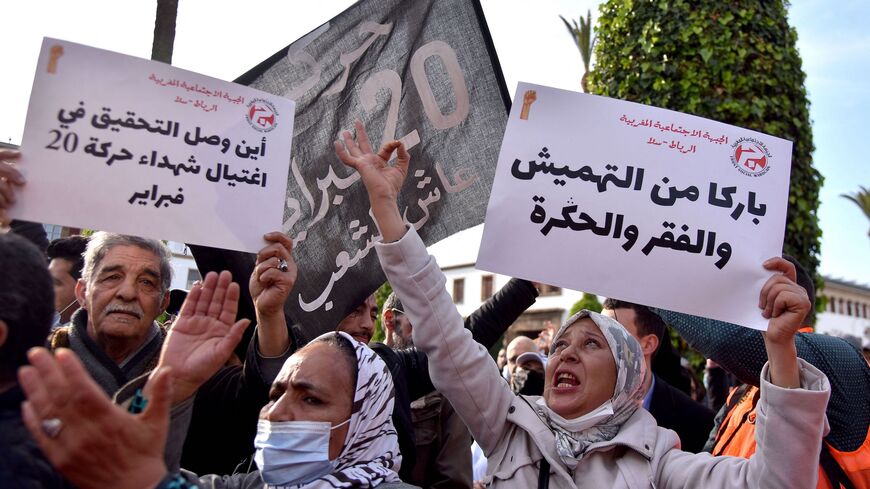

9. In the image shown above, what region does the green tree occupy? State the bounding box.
[590,1,824,301]
[841,186,870,238]
[371,281,393,343]
[560,10,596,92]
[569,292,603,316]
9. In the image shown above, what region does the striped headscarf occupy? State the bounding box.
[292,331,402,488]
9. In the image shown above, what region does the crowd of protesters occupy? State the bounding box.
[0,122,868,489]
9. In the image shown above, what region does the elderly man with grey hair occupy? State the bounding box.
[42,229,301,475]
[47,232,174,394]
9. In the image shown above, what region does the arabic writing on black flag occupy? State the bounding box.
[203,0,509,339]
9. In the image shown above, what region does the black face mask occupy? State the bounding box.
[511,367,545,396]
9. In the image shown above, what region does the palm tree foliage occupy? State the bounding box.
[560,10,596,92]
[842,186,870,237]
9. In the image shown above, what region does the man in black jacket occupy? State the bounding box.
[602,298,714,453]
[382,292,473,488]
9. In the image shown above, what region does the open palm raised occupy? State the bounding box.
[157,270,250,403]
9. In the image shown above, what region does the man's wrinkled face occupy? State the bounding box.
[75,245,168,345]
[48,258,78,322]
[336,295,377,344]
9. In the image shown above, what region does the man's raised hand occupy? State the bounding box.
[19,348,171,489]
[251,232,297,317]
[157,270,250,403]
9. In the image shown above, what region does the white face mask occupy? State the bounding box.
[254,418,351,486]
[54,299,78,325]
[536,397,614,430]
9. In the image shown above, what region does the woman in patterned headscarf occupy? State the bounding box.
[19,329,420,489]
[249,331,413,489]
[337,121,832,489]
[537,310,646,469]
[173,331,420,488]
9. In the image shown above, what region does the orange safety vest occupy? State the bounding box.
[713,384,870,488]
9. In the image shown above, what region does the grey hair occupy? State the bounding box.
[383,291,403,314]
[81,232,173,293]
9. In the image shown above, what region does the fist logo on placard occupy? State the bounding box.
[246,98,279,132]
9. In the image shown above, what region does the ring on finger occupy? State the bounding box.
[277,259,289,272]
[41,418,63,438]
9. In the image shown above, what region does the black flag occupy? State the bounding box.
[192,0,509,342]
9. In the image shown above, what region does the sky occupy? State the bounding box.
[1,0,867,285]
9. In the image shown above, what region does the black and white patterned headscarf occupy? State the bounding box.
[292,331,402,488]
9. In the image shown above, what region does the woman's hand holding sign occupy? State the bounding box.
[759,256,811,388]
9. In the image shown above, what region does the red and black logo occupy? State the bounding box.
[246,98,279,132]
[730,137,772,177]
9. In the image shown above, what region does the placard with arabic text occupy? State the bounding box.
[478,83,793,330]
[16,38,295,253]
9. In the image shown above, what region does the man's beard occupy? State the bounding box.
[510,367,545,396]
[392,334,414,349]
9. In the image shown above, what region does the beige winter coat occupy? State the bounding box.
[376,228,832,489]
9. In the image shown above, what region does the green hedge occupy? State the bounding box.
[569,292,603,316]
[590,0,824,304]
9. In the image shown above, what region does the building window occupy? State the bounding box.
[538,284,562,296]
[43,224,64,242]
[452,278,465,304]
[186,269,202,289]
[847,300,853,317]
[508,309,565,351]
[481,275,494,300]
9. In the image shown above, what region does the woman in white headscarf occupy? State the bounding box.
[335,122,831,488]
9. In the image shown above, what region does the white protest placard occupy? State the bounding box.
[14,38,295,253]
[477,83,793,330]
